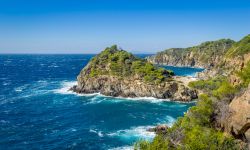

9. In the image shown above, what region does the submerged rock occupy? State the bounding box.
[72,45,197,102]
[147,125,169,134]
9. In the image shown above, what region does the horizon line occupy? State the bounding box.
[0,53,155,55]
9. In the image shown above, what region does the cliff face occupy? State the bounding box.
[147,39,235,69]
[229,86,250,140]
[197,35,250,81]
[192,35,250,146]
[73,75,197,101]
[135,35,250,149]
[72,45,197,101]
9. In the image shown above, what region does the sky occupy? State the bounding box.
[0,0,250,54]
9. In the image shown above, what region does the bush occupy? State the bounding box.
[212,81,236,99]
[226,34,250,57]
[188,77,237,100]
[135,93,240,150]
[86,45,173,84]
[135,135,171,150]
[237,61,250,87]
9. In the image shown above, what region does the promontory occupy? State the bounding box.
[71,45,197,101]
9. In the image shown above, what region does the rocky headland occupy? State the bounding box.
[71,45,197,101]
[146,39,235,69]
[135,34,250,149]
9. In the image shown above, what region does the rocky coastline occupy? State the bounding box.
[146,39,235,69]
[71,45,198,102]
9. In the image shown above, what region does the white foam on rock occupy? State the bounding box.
[53,81,195,105]
[108,145,133,150]
[107,125,156,141]
[53,81,77,95]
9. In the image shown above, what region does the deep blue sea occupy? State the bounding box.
[0,54,203,150]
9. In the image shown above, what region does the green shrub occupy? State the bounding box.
[226,34,250,57]
[184,126,238,150]
[135,135,171,150]
[188,77,225,92]
[135,93,240,150]
[237,61,250,87]
[86,45,173,84]
[188,77,237,100]
[212,81,236,99]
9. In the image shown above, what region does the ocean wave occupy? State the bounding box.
[89,129,104,137]
[53,81,162,102]
[108,145,133,150]
[53,80,102,97]
[53,81,77,95]
[161,116,176,127]
[2,81,11,86]
[14,81,51,98]
[107,126,156,141]
[54,81,195,104]
[14,84,28,92]
[112,96,169,103]
[89,125,156,141]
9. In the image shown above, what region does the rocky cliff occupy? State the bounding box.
[229,86,250,141]
[138,35,250,149]
[147,39,235,69]
[190,35,250,148]
[197,34,250,80]
[71,45,197,101]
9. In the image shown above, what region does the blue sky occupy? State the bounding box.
[0,0,249,54]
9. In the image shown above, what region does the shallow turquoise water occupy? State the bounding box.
[0,54,198,150]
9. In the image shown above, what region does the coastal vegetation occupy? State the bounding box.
[74,45,196,101]
[188,77,237,100]
[236,61,250,87]
[135,34,250,149]
[147,39,235,68]
[135,91,239,150]
[87,45,174,84]
[226,34,250,57]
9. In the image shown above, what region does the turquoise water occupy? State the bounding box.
[161,65,204,77]
[0,54,198,150]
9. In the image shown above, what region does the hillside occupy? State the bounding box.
[71,45,197,101]
[147,39,235,68]
[136,35,250,149]
[226,34,250,57]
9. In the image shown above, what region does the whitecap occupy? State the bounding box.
[14,84,29,92]
[113,96,168,103]
[2,82,11,86]
[108,146,133,150]
[48,63,59,68]
[89,129,104,137]
[53,81,77,95]
[37,80,47,83]
[84,96,105,104]
[164,116,176,127]
[53,81,194,104]
[107,125,156,141]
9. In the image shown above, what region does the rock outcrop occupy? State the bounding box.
[147,39,235,69]
[71,45,197,101]
[229,86,250,141]
[197,35,250,80]
[147,124,169,134]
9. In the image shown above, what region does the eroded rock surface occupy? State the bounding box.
[72,45,198,101]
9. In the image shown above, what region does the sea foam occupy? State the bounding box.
[54,81,168,103]
[107,125,156,141]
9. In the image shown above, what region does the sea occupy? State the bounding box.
[0,54,204,150]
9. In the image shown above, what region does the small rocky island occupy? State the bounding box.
[71,45,197,101]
